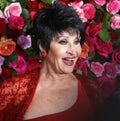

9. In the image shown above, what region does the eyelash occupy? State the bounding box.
[58,40,81,45]
[58,40,67,45]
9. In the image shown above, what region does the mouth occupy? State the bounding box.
[62,57,76,66]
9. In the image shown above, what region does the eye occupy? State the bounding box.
[58,40,67,45]
[74,40,80,45]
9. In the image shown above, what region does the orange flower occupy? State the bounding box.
[80,42,89,58]
[0,37,16,56]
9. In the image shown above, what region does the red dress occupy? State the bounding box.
[0,68,104,121]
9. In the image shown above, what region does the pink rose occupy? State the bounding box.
[81,3,96,19]
[98,76,116,98]
[106,0,120,14]
[4,2,22,18]
[85,36,97,52]
[90,62,104,77]
[9,16,24,30]
[95,38,113,58]
[30,11,37,22]
[0,66,2,75]
[94,0,106,6]
[8,55,27,73]
[110,14,120,30]
[0,10,5,18]
[69,1,87,22]
[116,64,120,74]
[103,62,117,79]
[112,48,120,63]
[86,22,102,37]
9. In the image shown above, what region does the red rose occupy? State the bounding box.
[26,57,41,71]
[58,0,71,4]
[86,22,102,37]
[85,36,97,52]
[27,0,38,11]
[9,16,24,30]
[0,68,13,79]
[112,48,120,63]
[95,38,113,58]
[74,58,88,75]
[0,18,6,35]
[9,29,24,39]
[110,31,118,42]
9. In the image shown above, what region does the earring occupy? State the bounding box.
[41,51,46,58]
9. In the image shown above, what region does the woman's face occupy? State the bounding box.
[45,32,82,74]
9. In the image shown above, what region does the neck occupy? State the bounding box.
[40,60,73,82]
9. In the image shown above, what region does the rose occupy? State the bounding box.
[103,62,117,79]
[90,62,104,77]
[26,0,38,11]
[0,56,5,66]
[0,39,16,56]
[74,58,88,75]
[95,37,113,58]
[81,3,96,19]
[0,68,13,79]
[110,14,120,30]
[86,22,102,37]
[69,1,87,23]
[94,0,106,6]
[0,10,5,18]
[85,36,97,52]
[4,2,22,18]
[29,11,37,22]
[26,57,41,71]
[9,29,24,39]
[106,0,120,15]
[112,48,120,63]
[98,76,116,98]
[0,18,6,34]
[110,31,118,42]
[8,55,27,73]
[9,16,24,30]
[59,0,71,4]
[17,35,31,49]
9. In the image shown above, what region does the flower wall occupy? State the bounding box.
[0,0,120,98]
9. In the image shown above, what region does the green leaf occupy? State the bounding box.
[102,13,111,29]
[113,38,120,48]
[21,8,30,21]
[26,48,39,57]
[76,69,83,75]
[99,28,111,42]
[0,0,10,10]
[16,0,28,8]
[41,0,56,4]
[5,52,18,63]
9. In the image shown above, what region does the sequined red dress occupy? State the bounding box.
[0,68,103,121]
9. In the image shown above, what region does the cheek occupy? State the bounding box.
[76,46,82,57]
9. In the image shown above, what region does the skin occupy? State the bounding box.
[23,32,82,120]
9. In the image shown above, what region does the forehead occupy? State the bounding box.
[53,30,81,40]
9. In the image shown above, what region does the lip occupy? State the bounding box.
[62,57,76,66]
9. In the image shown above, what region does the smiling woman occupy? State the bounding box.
[0,2,104,121]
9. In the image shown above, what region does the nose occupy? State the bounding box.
[66,44,76,56]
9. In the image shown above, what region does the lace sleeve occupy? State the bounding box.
[0,78,20,111]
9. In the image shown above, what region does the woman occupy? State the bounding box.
[0,2,104,121]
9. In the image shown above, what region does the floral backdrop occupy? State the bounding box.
[0,0,120,98]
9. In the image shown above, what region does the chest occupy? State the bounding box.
[23,82,78,120]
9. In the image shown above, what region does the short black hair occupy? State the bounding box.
[33,2,85,52]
